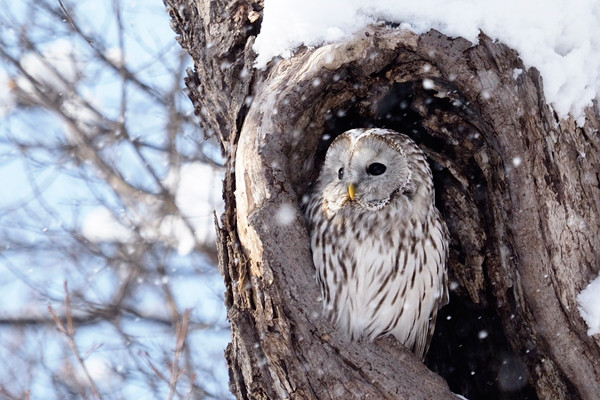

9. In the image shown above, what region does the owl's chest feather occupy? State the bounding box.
[312,198,446,344]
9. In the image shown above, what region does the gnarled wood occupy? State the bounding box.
[165,2,600,398]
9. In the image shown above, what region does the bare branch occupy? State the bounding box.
[0,1,229,398]
[49,282,104,400]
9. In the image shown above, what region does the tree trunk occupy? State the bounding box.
[164,1,600,399]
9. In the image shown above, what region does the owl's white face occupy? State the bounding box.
[319,128,413,212]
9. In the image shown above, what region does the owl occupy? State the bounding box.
[306,128,449,360]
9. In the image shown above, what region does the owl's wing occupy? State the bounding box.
[415,215,449,360]
[412,279,447,360]
[416,296,443,360]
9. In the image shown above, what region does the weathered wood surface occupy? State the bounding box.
[165,1,600,398]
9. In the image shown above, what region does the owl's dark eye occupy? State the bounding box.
[337,167,344,180]
[366,162,386,176]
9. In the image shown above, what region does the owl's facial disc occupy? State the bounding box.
[345,136,410,209]
[319,130,411,214]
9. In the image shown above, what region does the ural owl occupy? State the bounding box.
[306,128,449,360]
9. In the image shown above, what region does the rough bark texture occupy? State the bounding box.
[165,1,600,399]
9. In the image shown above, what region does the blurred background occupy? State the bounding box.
[0,0,231,398]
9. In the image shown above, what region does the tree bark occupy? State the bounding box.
[165,1,600,399]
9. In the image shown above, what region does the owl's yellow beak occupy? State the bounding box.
[348,183,356,200]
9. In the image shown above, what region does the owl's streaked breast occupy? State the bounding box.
[310,192,447,357]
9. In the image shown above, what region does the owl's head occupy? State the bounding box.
[317,128,429,213]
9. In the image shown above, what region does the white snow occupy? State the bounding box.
[254,0,600,125]
[15,39,82,98]
[513,68,523,80]
[274,203,297,226]
[82,207,133,243]
[165,162,224,248]
[104,47,125,68]
[577,274,600,336]
[156,215,197,256]
[79,356,120,389]
[422,78,435,90]
[81,163,223,255]
[61,95,111,142]
[512,157,522,167]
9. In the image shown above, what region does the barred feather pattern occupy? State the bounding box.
[306,128,449,360]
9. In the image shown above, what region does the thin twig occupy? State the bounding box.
[48,281,104,400]
[58,0,95,46]
[168,309,192,400]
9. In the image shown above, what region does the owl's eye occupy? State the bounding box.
[366,163,386,176]
[337,167,344,180]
